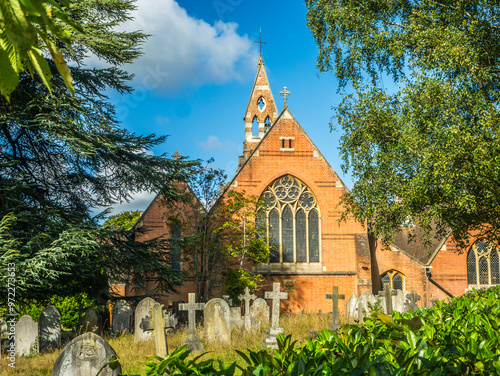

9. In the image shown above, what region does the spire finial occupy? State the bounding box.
[280,86,291,108]
[254,28,267,57]
[171,150,182,160]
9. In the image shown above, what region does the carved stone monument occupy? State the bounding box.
[135,297,156,342]
[15,315,38,356]
[250,298,269,331]
[179,293,205,352]
[326,286,345,330]
[238,287,256,331]
[262,282,288,348]
[204,298,231,344]
[52,332,121,376]
[112,300,133,334]
[346,293,359,319]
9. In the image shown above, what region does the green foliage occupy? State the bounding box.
[103,211,142,230]
[223,269,262,304]
[306,0,500,249]
[115,286,500,375]
[0,0,81,99]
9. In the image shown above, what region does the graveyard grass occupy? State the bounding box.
[0,312,344,376]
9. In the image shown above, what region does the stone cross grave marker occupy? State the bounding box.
[179,293,205,352]
[204,298,231,344]
[326,286,345,330]
[380,283,397,315]
[15,315,38,356]
[39,305,61,351]
[264,282,288,329]
[112,300,133,335]
[52,332,121,376]
[134,297,156,342]
[140,303,177,356]
[263,282,288,348]
[406,290,421,311]
[238,287,256,331]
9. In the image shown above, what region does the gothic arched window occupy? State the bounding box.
[467,240,500,286]
[258,175,320,264]
[380,270,405,291]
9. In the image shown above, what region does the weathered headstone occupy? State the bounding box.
[357,290,376,321]
[262,283,288,348]
[238,287,256,331]
[346,293,359,319]
[15,315,38,356]
[204,298,231,344]
[406,290,422,311]
[230,306,243,330]
[393,289,405,312]
[179,293,205,352]
[112,300,133,335]
[80,309,102,335]
[134,297,156,342]
[222,295,233,307]
[52,332,121,376]
[379,283,397,315]
[326,286,345,330]
[250,298,269,330]
[39,305,61,351]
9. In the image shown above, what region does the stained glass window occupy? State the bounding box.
[259,175,320,264]
[467,240,500,286]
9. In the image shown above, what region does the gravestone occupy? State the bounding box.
[238,287,256,331]
[112,300,133,334]
[357,290,376,321]
[346,293,359,319]
[230,306,243,330]
[140,303,178,356]
[52,332,121,376]
[171,300,188,326]
[326,286,345,330]
[379,283,397,315]
[262,282,288,348]
[179,293,205,352]
[393,290,406,312]
[135,297,156,342]
[204,298,231,344]
[250,298,269,331]
[222,295,233,306]
[39,305,62,351]
[15,315,38,356]
[80,309,102,335]
[406,290,421,311]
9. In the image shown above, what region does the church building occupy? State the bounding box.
[125,57,498,314]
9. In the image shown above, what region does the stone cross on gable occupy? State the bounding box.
[171,150,182,160]
[179,293,205,335]
[239,287,257,331]
[326,286,345,330]
[380,283,397,315]
[406,290,421,311]
[279,86,291,108]
[264,282,288,329]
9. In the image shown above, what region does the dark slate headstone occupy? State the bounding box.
[171,300,187,325]
[39,305,62,351]
[52,332,121,376]
[80,309,102,335]
[112,300,133,334]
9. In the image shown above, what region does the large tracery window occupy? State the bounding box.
[258,175,320,264]
[467,240,500,286]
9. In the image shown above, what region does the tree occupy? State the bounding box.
[0,0,79,98]
[103,210,142,231]
[306,0,500,249]
[0,0,197,306]
[169,162,268,303]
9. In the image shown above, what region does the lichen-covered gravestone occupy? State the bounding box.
[134,297,156,342]
[393,290,405,313]
[346,293,359,319]
[15,315,38,356]
[357,290,376,321]
[52,332,121,376]
[112,300,133,334]
[250,298,269,330]
[39,305,61,351]
[80,309,102,335]
[204,298,231,344]
[230,307,243,330]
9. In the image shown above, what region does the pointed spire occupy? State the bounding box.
[242,57,278,157]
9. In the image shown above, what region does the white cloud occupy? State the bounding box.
[114,0,257,93]
[107,191,157,215]
[155,115,170,125]
[198,135,238,152]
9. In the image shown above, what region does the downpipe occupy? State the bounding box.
[425,267,454,299]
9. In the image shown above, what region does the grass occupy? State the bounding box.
[0,313,353,376]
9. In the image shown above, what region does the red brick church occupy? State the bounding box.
[119,57,498,314]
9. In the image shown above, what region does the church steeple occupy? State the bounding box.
[242,57,278,157]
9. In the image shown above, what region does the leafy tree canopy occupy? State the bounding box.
[103,210,142,230]
[306,0,500,249]
[0,0,197,306]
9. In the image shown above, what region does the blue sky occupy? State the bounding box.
[102,0,352,214]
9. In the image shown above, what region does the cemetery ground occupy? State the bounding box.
[0,312,337,376]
